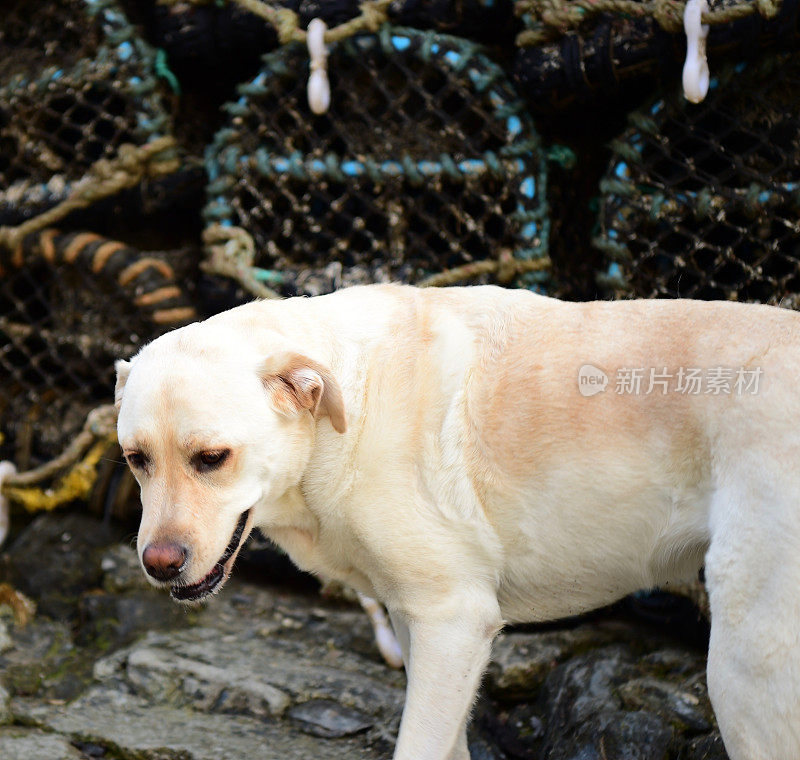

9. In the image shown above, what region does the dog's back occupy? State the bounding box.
[122,284,800,760]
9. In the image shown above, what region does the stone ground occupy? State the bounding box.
[0,512,729,760]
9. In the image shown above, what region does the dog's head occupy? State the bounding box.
[115,322,346,603]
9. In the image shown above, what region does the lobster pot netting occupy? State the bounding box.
[0,0,172,224]
[512,0,800,110]
[0,232,197,469]
[514,0,795,46]
[151,0,515,77]
[595,54,800,306]
[204,28,549,297]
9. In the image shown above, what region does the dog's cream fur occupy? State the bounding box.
[116,284,800,760]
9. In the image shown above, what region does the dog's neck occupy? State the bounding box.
[261,481,374,595]
[262,483,317,534]
[258,483,319,569]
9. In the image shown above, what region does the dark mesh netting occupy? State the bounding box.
[514,0,799,46]
[0,0,104,81]
[512,0,800,111]
[204,28,549,297]
[0,231,197,469]
[595,54,800,307]
[148,0,516,76]
[0,0,172,225]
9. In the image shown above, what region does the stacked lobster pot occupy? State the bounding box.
[4,0,798,518]
[595,53,800,307]
[512,0,800,110]
[0,0,197,478]
[202,26,551,299]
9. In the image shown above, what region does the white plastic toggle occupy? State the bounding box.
[682,0,710,103]
[0,460,17,549]
[307,18,330,115]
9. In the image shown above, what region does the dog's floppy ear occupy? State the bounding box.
[114,359,133,410]
[260,352,347,434]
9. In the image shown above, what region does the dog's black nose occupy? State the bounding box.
[142,541,187,581]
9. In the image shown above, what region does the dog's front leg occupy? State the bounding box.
[390,589,501,760]
[388,610,470,760]
[705,479,800,759]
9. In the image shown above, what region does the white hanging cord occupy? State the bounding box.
[683,0,710,103]
[307,18,331,115]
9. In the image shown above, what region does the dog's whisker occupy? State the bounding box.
[100,456,126,465]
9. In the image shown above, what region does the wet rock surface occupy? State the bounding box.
[0,514,728,759]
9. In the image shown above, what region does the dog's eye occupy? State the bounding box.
[193,449,230,472]
[125,451,148,470]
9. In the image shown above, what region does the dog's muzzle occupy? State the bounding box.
[170,508,252,602]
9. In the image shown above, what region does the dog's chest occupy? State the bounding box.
[268,523,376,596]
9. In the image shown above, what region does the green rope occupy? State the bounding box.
[592,234,633,262]
[628,112,660,135]
[609,139,641,164]
[694,187,714,219]
[546,144,577,169]
[648,192,667,221]
[238,150,538,184]
[155,49,182,95]
[515,0,783,46]
[201,224,282,299]
[599,177,637,198]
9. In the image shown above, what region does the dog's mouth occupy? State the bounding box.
[171,508,252,603]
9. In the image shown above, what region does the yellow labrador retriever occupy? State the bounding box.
[115,284,800,760]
